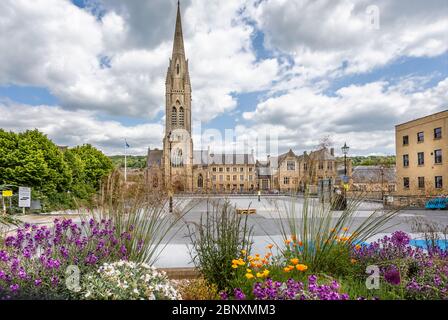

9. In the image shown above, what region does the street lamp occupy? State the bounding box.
[168,132,173,213]
[341,142,350,209]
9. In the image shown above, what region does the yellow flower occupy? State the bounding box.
[283,267,291,273]
[296,264,308,272]
[246,269,252,273]
[231,264,238,269]
[237,259,245,266]
[256,272,263,278]
[263,269,270,277]
[343,227,348,232]
[245,273,254,279]
[232,259,239,265]
[241,249,247,255]
[290,258,299,265]
[355,244,361,251]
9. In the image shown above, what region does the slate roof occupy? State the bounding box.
[193,150,255,165]
[147,148,163,167]
[352,166,396,183]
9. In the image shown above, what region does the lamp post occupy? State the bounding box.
[168,132,173,213]
[341,142,350,209]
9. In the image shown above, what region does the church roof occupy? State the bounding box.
[193,150,255,165]
[147,148,163,167]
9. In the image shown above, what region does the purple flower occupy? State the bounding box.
[391,231,410,247]
[9,284,19,292]
[219,291,229,300]
[234,288,246,300]
[34,279,42,287]
[384,266,401,285]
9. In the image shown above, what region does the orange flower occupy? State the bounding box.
[351,259,357,264]
[290,258,299,265]
[343,227,348,232]
[291,235,297,241]
[284,239,292,245]
[355,244,361,250]
[298,241,303,247]
[266,244,273,249]
[283,267,291,273]
[296,264,308,272]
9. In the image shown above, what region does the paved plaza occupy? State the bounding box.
[2,195,447,268]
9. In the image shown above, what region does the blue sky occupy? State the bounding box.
[0,0,447,156]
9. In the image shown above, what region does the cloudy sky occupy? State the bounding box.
[0,0,447,157]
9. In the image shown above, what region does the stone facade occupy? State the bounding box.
[395,110,448,195]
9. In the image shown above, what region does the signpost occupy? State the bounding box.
[19,187,31,214]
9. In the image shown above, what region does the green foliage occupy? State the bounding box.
[0,129,113,212]
[109,155,147,169]
[341,155,396,166]
[187,200,254,291]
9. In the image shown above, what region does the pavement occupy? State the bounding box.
[2,195,447,268]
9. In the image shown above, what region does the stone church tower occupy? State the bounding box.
[162,1,194,192]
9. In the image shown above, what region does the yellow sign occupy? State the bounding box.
[2,190,13,197]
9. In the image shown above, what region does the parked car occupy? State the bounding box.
[425,197,448,210]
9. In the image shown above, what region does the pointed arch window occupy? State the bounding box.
[171,106,177,126]
[176,63,180,75]
[198,174,203,188]
[179,106,184,127]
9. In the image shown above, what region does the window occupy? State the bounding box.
[233,167,237,172]
[249,175,253,181]
[417,132,424,143]
[403,177,410,189]
[212,175,216,181]
[403,154,409,167]
[226,175,230,181]
[240,167,244,172]
[171,107,177,126]
[226,167,230,172]
[434,127,442,139]
[283,177,290,185]
[249,167,253,172]
[287,161,295,171]
[240,175,244,181]
[435,176,443,189]
[212,167,217,172]
[317,161,323,170]
[327,162,333,170]
[179,107,184,126]
[152,176,158,188]
[304,163,308,171]
[418,177,425,189]
[197,174,203,188]
[176,63,180,74]
[233,175,237,181]
[219,175,223,182]
[435,149,442,164]
[417,152,424,165]
[219,167,223,172]
[403,135,409,145]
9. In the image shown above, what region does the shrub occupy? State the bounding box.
[81,260,180,300]
[0,218,131,299]
[187,199,253,291]
[266,193,399,274]
[92,170,186,264]
[175,277,220,300]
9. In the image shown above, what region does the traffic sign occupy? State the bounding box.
[19,187,31,208]
[2,190,13,197]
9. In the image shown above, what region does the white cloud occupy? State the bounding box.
[243,77,448,155]
[0,101,164,155]
[248,0,448,79]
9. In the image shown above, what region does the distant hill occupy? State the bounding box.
[109,155,147,169]
[337,155,396,166]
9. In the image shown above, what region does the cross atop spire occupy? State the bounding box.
[172,1,185,58]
